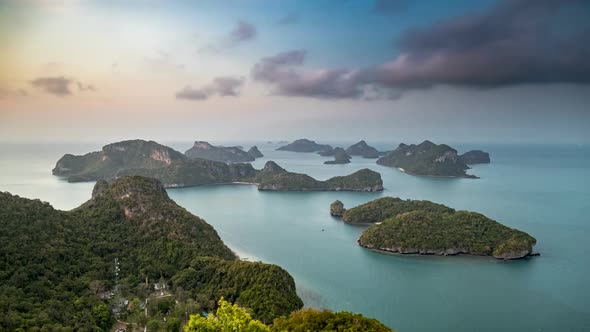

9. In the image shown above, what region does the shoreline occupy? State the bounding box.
[358,242,538,260]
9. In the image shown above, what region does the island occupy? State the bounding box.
[185,141,259,163]
[330,200,345,216]
[53,140,384,192]
[256,161,383,191]
[0,176,303,329]
[345,140,380,158]
[459,150,491,164]
[376,140,481,178]
[332,198,537,260]
[324,147,351,164]
[247,145,264,158]
[318,146,336,156]
[276,138,332,153]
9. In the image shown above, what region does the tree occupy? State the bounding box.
[184,298,269,332]
[91,302,111,330]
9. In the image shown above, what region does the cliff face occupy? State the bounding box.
[345,140,380,158]
[376,140,477,178]
[185,141,255,163]
[277,139,332,153]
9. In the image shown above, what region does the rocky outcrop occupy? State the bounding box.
[324,148,351,164]
[277,139,332,153]
[330,200,345,217]
[247,146,264,158]
[459,150,491,164]
[185,141,255,163]
[345,140,380,158]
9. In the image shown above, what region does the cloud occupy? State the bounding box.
[77,82,96,92]
[230,21,256,43]
[0,88,28,99]
[253,0,590,100]
[375,0,590,88]
[252,50,379,99]
[176,76,245,101]
[30,76,96,97]
[30,76,73,96]
[199,20,257,54]
[276,13,299,25]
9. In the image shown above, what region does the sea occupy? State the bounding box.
[0,141,589,331]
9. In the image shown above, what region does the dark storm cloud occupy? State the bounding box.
[378,0,590,88]
[176,76,245,101]
[252,0,590,100]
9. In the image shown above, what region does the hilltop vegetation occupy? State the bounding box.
[185,298,394,332]
[339,197,454,224]
[0,176,302,330]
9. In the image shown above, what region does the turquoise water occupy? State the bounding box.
[1,142,589,331]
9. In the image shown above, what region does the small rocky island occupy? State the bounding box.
[277,139,332,153]
[324,148,351,164]
[345,140,380,158]
[185,141,262,163]
[53,140,383,192]
[458,150,490,164]
[332,197,536,260]
[376,140,490,178]
[247,146,264,158]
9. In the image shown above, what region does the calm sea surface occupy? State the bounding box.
[1,141,589,331]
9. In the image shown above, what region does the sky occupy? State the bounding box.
[0,0,589,144]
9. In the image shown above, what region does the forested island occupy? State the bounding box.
[332,197,537,260]
[276,139,332,153]
[376,140,490,178]
[324,148,351,164]
[53,140,383,192]
[184,141,263,163]
[345,140,380,158]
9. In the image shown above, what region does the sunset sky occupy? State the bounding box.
[1,0,589,143]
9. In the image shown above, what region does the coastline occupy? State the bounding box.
[358,242,538,260]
